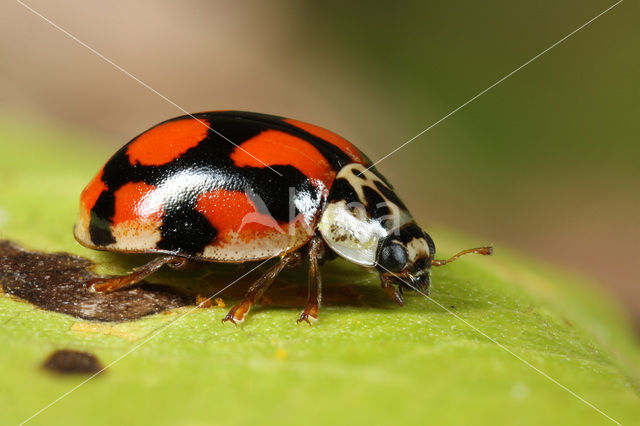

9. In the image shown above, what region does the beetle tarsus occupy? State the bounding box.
[297,308,318,325]
[221,315,240,326]
[222,300,251,325]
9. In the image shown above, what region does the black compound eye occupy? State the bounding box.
[378,242,408,273]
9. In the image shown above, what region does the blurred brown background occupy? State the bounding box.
[1,1,638,324]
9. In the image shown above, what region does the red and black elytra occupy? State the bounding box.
[75,111,491,324]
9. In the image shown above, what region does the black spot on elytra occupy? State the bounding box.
[0,240,192,321]
[89,209,115,246]
[158,203,217,254]
[43,349,103,375]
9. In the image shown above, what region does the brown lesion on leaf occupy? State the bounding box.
[0,240,193,322]
[42,349,103,375]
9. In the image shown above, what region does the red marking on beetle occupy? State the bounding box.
[126,118,210,166]
[284,118,367,164]
[230,129,335,187]
[112,182,163,224]
[80,168,107,211]
[196,189,284,240]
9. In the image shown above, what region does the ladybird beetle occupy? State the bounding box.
[75,111,491,324]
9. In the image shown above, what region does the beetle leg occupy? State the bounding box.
[380,274,404,306]
[222,251,300,325]
[87,256,186,293]
[297,237,324,325]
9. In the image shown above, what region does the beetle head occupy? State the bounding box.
[376,223,435,293]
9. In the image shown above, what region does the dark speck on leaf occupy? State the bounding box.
[42,349,103,375]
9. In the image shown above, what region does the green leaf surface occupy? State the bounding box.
[0,118,639,425]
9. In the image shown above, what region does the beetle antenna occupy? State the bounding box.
[431,246,493,267]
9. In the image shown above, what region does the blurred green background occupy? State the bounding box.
[1,0,638,328]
